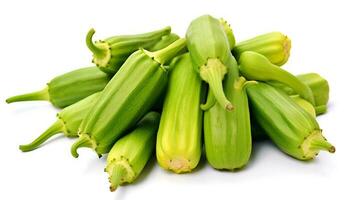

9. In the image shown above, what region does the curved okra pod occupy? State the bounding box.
[233,32,291,66]
[247,83,335,160]
[86,27,171,74]
[71,38,187,157]
[6,67,110,108]
[204,54,253,170]
[186,15,233,111]
[19,92,101,152]
[106,112,160,191]
[239,51,315,105]
[156,53,203,173]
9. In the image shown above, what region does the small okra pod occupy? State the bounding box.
[247,82,335,160]
[186,15,234,111]
[204,54,253,170]
[156,53,203,173]
[19,92,101,152]
[106,112,160,191]
[6,67,110,108]
[86,27,171,74]
[239,51,315,105]
[71,38,186,157]
[233,32,291,66]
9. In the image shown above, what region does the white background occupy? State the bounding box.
[0,0,356,199]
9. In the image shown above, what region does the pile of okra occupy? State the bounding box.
[7,15,334,191]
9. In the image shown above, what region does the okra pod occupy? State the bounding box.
[204,54,253,170]
[247,83,335,160]
[6,67,110,108]
[106,112,160,191]
[233,32,291,66]
[71,38,186,157]
[86,27,171,74]
[156,53,203,173]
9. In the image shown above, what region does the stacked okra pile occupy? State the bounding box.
[7,15,334,191]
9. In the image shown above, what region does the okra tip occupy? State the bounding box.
[70,135,94,158]
[19,120,64,152]
[6,87,50,104]
[310,138,335,154]
[86,28,105,56]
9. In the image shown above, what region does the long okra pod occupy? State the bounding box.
[71,38,187,157]
[6,67,110,108]
[247,83,335,160]
[204,54,253,170]
[86,27,171,74]
[156,53,203,173]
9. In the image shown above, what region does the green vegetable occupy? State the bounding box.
[6,67,110,108]
[269,73,330,115]
[233,32,291,66]
[19,92,101,152]
[156,53,203,173]
[148,33,180,51]
[239,51,315,105]
[86,27,171,74]
[186,15,233,111]
[204,55,253,169]
[247,82,335,160]
[105,112,160,191]
[71,38,186,157]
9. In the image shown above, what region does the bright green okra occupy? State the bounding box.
[6,67,110,108]
[247,82,335,160]
[204,54,253,170]
[156,53,203,173]
[269,73,330,115]
[239,51,315,105]
[186,15,234,111]
[233,32,291,66]
[86,27,171,74]
[71,38,186,157]
[106,112,160,191]
[19,92,101,152]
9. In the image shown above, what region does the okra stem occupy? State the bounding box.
[200,89,216,110]
[200,58,233,111]
[19,120,64,152]
[86,28,106,57]
[147,38,186,65]
[106,161,135,192]
[6,87,49,103]
[310,139,336,153]
[71,135,95,158]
